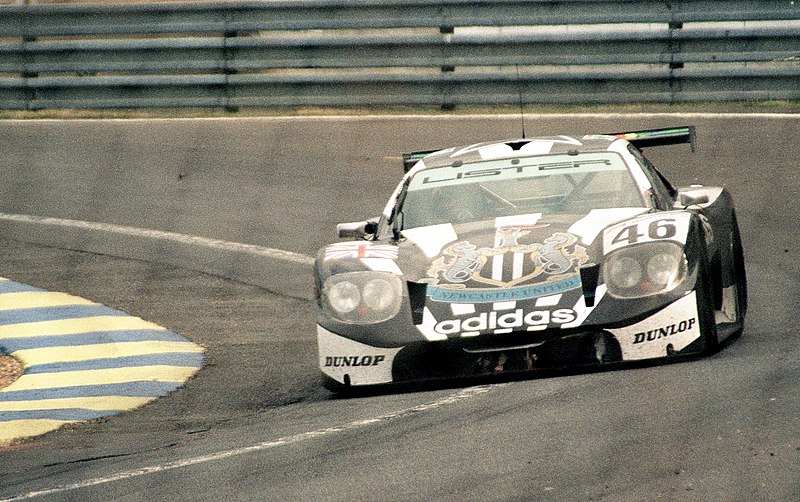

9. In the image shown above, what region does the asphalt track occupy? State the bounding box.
[0,114,797,501]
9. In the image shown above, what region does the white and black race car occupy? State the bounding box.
[315,127,746,389]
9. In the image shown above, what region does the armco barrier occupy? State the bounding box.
[0,0,798,109]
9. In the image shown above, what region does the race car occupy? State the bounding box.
[314,126,746,389]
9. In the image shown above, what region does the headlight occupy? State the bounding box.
[362,278,396,311]
[327,280,361,314]
[647,253,681,287]
[606,256,642,289]
[603,242,686,298]
[322,272,403,323]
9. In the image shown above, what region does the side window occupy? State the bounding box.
[627,144,676,209]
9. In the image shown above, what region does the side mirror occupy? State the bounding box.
[337,220,378,239]
[679,191,710,207]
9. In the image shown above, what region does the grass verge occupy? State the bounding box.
[0,101,798,120]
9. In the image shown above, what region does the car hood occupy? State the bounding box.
[391,209,649,336]
[316,208,654,338]
[397,209,648,291]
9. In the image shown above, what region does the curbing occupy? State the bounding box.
[0,277,205,445]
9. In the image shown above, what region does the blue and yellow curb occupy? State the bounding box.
[0,277,205,444]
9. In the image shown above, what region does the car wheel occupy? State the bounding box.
[592,332,622,363]
[729,214,748,337]
[695,256,719,354]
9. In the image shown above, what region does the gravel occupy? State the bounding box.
[0,354,23,390]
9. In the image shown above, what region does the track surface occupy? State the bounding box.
[0,115,797,501]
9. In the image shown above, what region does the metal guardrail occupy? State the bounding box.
[0,0,799,109]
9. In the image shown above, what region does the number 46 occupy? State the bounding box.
[612,218,677,246]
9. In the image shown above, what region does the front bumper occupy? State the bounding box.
[318,291,702,387]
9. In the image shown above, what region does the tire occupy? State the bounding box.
[729,214,748,337]
[695,247,719,354]
[592,332,622,363]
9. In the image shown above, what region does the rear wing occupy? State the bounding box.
[608,126,696,151]
[401,125,696,172]
[402,149,438,172]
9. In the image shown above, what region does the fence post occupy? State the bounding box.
[668,3,685,103]
[20,5,38,110]
[223,29,240,112]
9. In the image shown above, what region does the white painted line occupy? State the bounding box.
[0,213,315,266]
[0,384,499,501]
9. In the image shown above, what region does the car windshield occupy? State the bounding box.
[400,151,644,229]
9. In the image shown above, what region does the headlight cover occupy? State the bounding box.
[322,272,403,323]
[603,242,687,298]
[327,280,361,314]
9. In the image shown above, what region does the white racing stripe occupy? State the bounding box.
[0,385,499,502]
[401,223,458,258]
[0,213,315,265]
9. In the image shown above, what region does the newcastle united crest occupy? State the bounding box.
[426,229,589,303]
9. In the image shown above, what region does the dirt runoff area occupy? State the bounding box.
[0,355,23,390]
